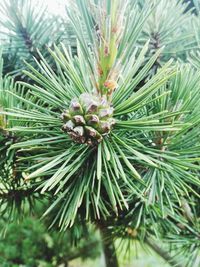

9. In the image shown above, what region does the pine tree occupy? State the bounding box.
[0,1,200,267]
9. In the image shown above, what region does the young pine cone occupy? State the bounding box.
[61,93,115,145]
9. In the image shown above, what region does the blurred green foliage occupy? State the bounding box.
[0,217,101,267]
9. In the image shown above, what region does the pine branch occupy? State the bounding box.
[0,0,64,75]
[64,240,99,262]
[19,25,41,62]
[146,237,184,267]
[0,188,36,200]
[139,0,196,64]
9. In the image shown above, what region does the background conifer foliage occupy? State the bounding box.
[0,0,200,267]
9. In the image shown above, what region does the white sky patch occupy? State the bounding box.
[38,0,67,17]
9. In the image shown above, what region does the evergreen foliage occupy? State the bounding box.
[0,0,67,76]
[0,0,200,266]
[0,213,100,267]
[138,0,196,63]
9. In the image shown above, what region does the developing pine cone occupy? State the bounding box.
[61,93,115,145]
